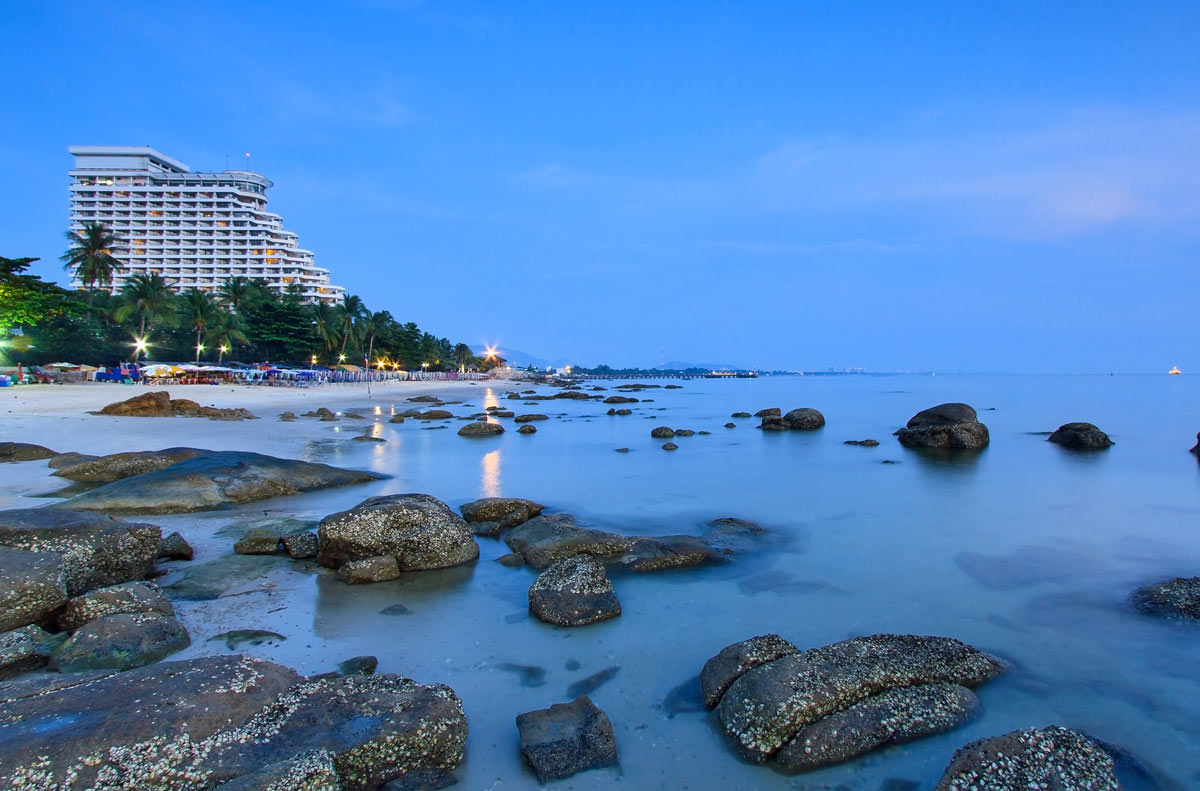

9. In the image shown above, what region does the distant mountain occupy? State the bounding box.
[494,348,572,370]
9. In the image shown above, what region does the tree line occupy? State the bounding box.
[0,222,485,370]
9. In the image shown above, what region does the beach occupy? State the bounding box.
[2,374,1199,789]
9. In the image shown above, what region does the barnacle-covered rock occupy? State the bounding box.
[517,696,618,782]
[49,611,190,672]
[459,497,544,530]
[705,633,1003,771]
[317,494,478,573]
[1131,576,1200,619]
[55,580,174,630]
[528,555,621,626]
[936,726,1119,790]
[0,546,68,632]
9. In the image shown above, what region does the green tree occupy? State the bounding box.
[217,276,255,314]
[114,272,176,354]
[60,222,124,315]
[179,288,220,363]
[335,293,367,361]
[361,310,393,368]
[206,312,248,364]
[0,256,79,337]
[309,301,339,361]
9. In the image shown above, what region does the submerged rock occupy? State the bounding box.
[517,696,618,782]
[1048,422,1114,450]
[0,623,63,680]
[936,726,1119,791]
[339,555,401,584]
[650,426,676,439]
[895,403,989,450]
[0,508,160,596]
[0,442,58,462]
[845,439,880,446]
[235,526,283,555]
[158,531,194,560]
[1131,577,1200,619]
[52,446,206,483]
[528,555,621,626]
[0,654,468,790]
[505,515,634,571]
[318,494,479,574]
[514,414,549,423]
[760,408,826,432]
[460,498,544,530]
[705,633,1004,768]
[457,421,504,437]
[55,451,383,514]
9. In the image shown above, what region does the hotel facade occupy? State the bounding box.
[68,146,344,304]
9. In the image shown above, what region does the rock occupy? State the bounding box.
[724,422,736,428]
[895,403,990,450]
[650,426,675,438]
[338,555,402,584]
[338,655,378,676]
[614,447,630,453]
[517,425,537,434]
[343,412,365,420]
[776,683,980,772]
[760,415,787,431]
[52,446,206,483]
[554,390,592,400]
[0,624,64,680]
[469,521,502,538]
[209,629,287,650]
[414,410,454,420]
[55,451,383,514]
[615,409,632,415]
[603,395,638,404]
[158,531,194,560]
[457,421,504,437]
[407,395,442,403]
[389,414,406,423]
[352,434,385,443]
[1131,576,1200,619]
[490,410,514,418]
[56,580,174,630]
[782,408,826,430]
[49,612,190,672]
[700,634,800,708]
[731,412,751,418]
[47,452,97,468]
[528,555,621,626]
[614,535,722,572]
[0,655,468,791]
[505,515,634,571]
[235,526,283,555]
[282,530,320,559]
[496,553,524,567]
[936,726,1119,791]
[754,408,781,418]
[0,508,161,596]
[460,497,545,530]
[1048,422,1114,450]
[279,411,297,421]
[662,441,678,451]
[845,439,880,446]
[514,413,549,423]
[710,633,1004,764]
[0,442,58,462]
[211,749,341,791]
[516,696,618,782]
[169,398,258,421]
[317,494,479,572]
[0,547,68,632]
[95,390,173,416]
[674,429,695,437]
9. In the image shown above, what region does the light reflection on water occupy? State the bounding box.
[481,449,501,498]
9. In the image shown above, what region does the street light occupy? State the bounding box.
[219,345,229,364]
[133,337,148,361]
[311,354,318,367]
[194,343,205,365]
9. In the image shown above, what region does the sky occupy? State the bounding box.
[2,1,1198,373]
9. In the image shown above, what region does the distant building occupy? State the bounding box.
[68,146,344,304]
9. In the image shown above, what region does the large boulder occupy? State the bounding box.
[516,696,618,782]
[0,508,161,596]
[49,612,190,672]
[0,442,58,462]
[528,555,621,626]
[706,634,1004,768]
[51,447,206,483]
[459,497,544,531]
[317,494,479,573]
[0,654,468,790]
[936,726,1119,791]
[54,451,383,514]
[895,403,989,450]
[1131,576,1200,619]
[94,390,174,416]
[505,515,634,571]
[0,623,63,680]
[457,421,504,437]
[0,547,68,632]
[762,408,826,431]
[55,580,174,630]
[1048,422,1114,450]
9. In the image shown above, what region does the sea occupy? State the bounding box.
[15,374,1200,789]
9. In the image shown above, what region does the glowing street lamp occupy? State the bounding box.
[194,343,205,365]
[219,344,229,364]
[133,337,149,361]
[311,354,318,367]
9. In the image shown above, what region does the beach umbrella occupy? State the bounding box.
[47,362,77,369]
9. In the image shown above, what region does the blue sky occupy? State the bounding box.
[2,1,1198,372]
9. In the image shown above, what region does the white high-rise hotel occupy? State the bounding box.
[68,146,344,304]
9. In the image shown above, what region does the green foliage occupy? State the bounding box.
[0,256,79,336]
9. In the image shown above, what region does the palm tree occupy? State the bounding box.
[179,288,219,363]
[114,272,176,355]
[207,312,249,364]
[217,276,254,313]
[362,310,393,369]
[60,222,124,316]
[335,294,367,361]
[309,301,339,362]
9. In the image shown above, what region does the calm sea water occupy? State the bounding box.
[20,375,1200,789]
